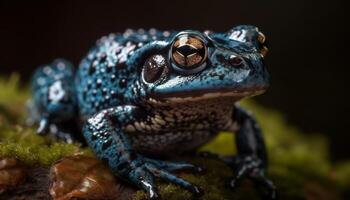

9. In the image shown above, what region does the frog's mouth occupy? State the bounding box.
[147,86,267,104]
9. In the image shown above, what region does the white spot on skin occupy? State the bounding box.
[149,28,157,35]
[123,29,133,37]
[108,33,116,39]
[48,81,65,103]
[88,53,95,60]
[57,62,66,70]
[43,66,52,75]
[137,28,145,34]
[163,31,170,37]
[117,42,136,64]
[37,77,46,86]
[88,112,105,129]
[107,42,123,55]
[229,29,247,42]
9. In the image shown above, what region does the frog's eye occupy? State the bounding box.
[171,34,207,70]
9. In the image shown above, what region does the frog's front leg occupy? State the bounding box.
[230,106,276,199]
[83,106,202,199]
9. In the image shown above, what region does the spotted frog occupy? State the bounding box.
[29,25,275,199]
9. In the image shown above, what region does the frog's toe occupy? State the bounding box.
[145,163,203,197]
[229,156,262,189]
[128,163,160,200]
[250,171,277,200]
[145,158,204,173]
[228,156,277,200]
[37,117,50,135]
[139,176,160,200]
[128,159,201,199]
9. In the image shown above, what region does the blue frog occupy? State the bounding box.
[29,25,275,199]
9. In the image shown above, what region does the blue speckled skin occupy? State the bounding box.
[30,25,276,199]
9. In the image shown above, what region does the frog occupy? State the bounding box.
[29,25,275,199]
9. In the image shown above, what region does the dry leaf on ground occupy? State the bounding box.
[50,155,122,200]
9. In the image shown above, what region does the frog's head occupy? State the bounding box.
[36,80,77,134]
[45,80,76,120]
[139,26,269,104]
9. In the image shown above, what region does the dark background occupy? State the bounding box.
[0,1,348,160]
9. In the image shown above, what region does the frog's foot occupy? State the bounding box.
[37,119,77,144]
[48,125,76,144]
[229,156,277,200]
[127,157,203,200]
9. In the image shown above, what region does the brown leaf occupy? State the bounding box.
[0,157,27,193]
[49,155,121,200]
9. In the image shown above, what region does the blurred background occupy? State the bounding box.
[0,0,348,160]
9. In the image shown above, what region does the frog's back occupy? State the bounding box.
[76,29,175,118]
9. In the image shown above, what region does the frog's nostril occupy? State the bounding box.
[229,55,244,67]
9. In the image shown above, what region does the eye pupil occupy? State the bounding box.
[176,45,198,57]
[143,55,166,83]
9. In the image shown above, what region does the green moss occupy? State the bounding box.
[242,101,331,177]
[0,141,79,166]
[0,75,90,166]
[0,74,30,124]
[1,74,350,199]
[0,125,83,166]
[333,162,350,189]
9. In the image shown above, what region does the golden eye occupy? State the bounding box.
[171,35,207,68]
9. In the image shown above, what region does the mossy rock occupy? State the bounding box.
[0,75,349,199]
